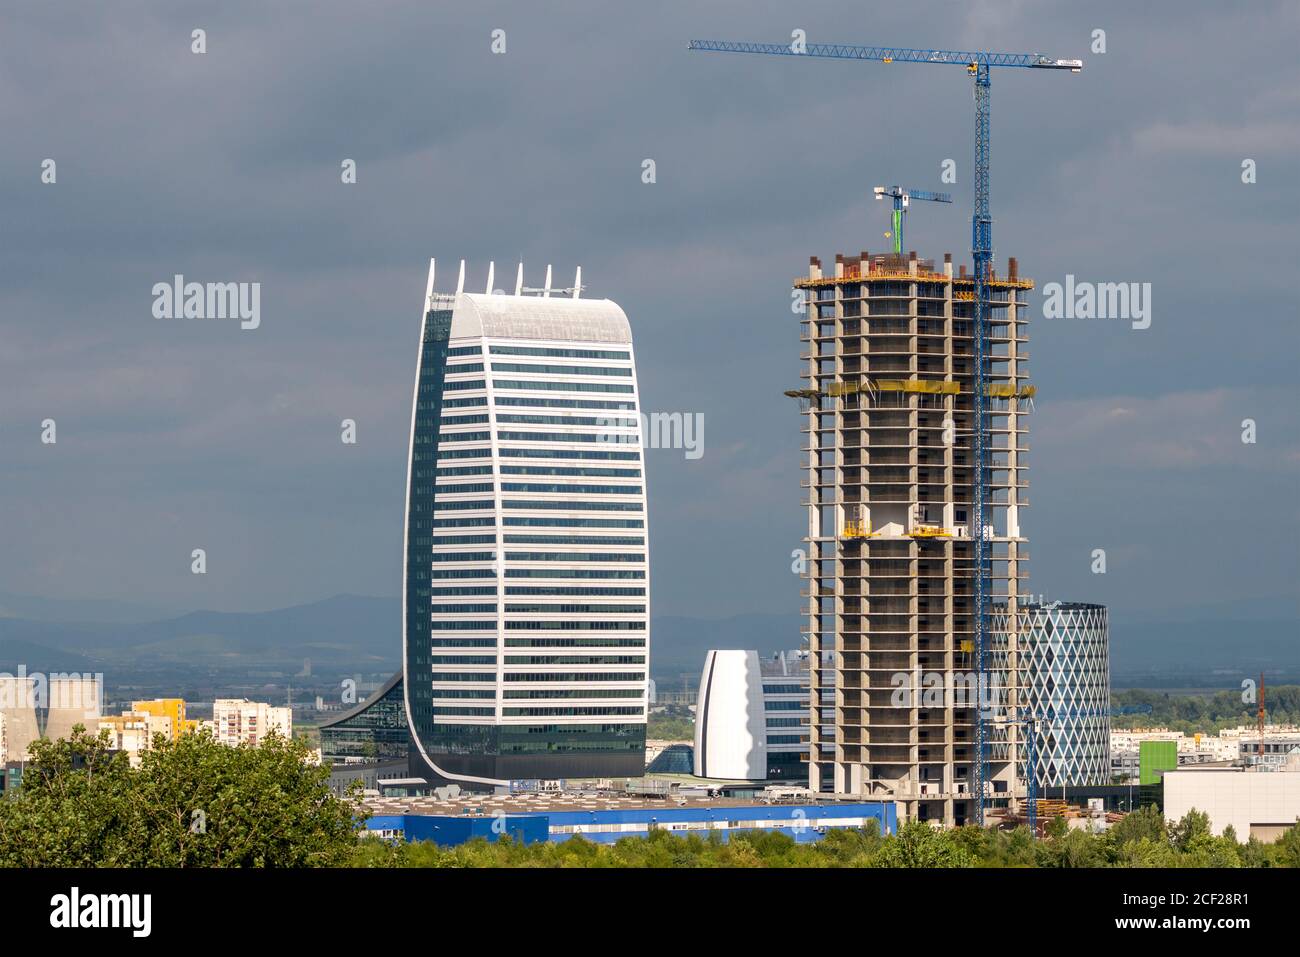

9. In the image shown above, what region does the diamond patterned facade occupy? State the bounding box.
[1017,602,1110,787]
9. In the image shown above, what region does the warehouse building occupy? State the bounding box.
[1164,763,1300,840]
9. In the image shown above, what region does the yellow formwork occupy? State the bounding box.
[910,524,951,538]
[790,380,1035,400]
[875,379,961,395]
[794,273,1034,290]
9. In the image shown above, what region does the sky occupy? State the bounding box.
[1,0,1297,626]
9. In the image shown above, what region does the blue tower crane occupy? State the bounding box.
[874,185,952,255]
[689,38,1081,826]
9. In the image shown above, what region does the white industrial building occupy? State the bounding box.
[1164,763,1300,841]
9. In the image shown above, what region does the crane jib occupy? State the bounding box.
[687,40,1082,71]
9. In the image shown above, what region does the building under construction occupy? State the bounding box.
[792,250,1033,826]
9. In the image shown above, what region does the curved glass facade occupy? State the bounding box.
[319,672,409,764]
[1017,602,1110,788]
[403,267,649,785]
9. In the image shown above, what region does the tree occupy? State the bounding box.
[1108,803,1165,847]
[0,725,365,867]
[1046,827,1105,868]
[1168,809,1212,853]
[0,727,137,866]
[871,820,972,868]
[1273,819,1300,868]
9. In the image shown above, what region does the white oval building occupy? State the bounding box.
[693,650,767,780]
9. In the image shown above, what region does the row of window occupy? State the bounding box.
[504,655,646,665]
[490,363,632,377]
[503,689,643,699]
[505,535,644,545]
[434,482,494,494]
[502,672,643,682]
[503,500,643,512]
[432,569,647,581]
[506,621,645,630]
[426,586,647,598]
[506,586,645,596]
[494,379,634,394]
[427,689,646,701]
[496,431,639,446]
[503,569,646,579]
[497,414,637,427]
[489,345,631,360]
[501,448,640,461]
[504,639,644,648]
[432,640,648,652]
[426,501,645,516]
[429,622,645,633]
[500,483,642,495]
[429,603,646,614]
[432,516,644,529]
[505,603,645,614]
[504,551,645,563]
[496,397,635,411]
[502,467,641,478]
[502,706,643,717]
[433,470,643,485]
[429,672,644,683]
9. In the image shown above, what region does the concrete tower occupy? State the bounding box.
[793,250,1033,826]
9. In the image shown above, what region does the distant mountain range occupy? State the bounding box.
[0,594,399,675]
[0,593,1293,684]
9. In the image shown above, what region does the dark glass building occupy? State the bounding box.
[319,672,410,764]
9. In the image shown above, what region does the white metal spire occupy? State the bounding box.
[485,261,495,295]
[572,266,582,299]
[543,264,553,298]
[455,259,465,295]
[514,262,524,296]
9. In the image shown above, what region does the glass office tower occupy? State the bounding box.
[403,260,649,785]
[1017,601,1110,788]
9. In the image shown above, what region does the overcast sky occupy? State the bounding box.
[2,0,1297,626]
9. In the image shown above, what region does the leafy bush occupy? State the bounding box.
[0,726,363,867]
